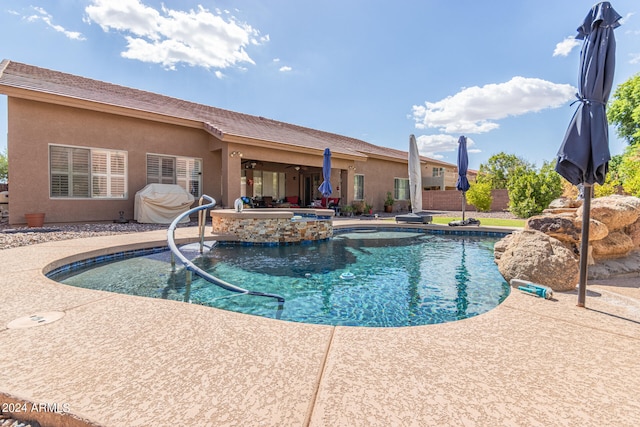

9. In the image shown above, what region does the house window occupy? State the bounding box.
[354,174,364,200]
[50,145,127,198]
[251,170,285,199]
[394,178,409,200]
[147,154,202,197]
[433,167,444,177]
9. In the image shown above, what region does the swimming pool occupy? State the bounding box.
[48,229,510,327]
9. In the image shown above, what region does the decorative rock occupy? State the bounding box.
[573,217,609,242]
[542,208,579,215]
[494,230,579,292]
[493,234,513,261]
[577,195,640,231]
[548,197,582,209]
[591,231,635,259]
[627,218,640,248]
[526,215,580,244]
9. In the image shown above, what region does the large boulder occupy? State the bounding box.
[526,215,580,244]
[573,217,609,242]
[493,234,513,261]
[577,195,640,231]
[627,218,640,248]
[543,197,582,215]
[591,231,635,259]
[494,230,579,292]
[548,197,582,209]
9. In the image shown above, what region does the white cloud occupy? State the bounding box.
[85,0,267,71]
[630,53,640,64]
[414,134,478,159]
[26,6,85,40]
[553,36,580,57]
[620,12,634,25]
[412,76,575,134]
[279,66,292,72]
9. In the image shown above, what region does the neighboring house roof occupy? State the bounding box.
[0,59,457,167]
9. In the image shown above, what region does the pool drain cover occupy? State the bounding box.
[7,311,65,329]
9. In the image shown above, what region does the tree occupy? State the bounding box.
[607,73,640,146]
[0,149,7,183]
[592,153,622,197]
[507,161,563,218]
[618,144,640,197]
[477,153,532,189]
[465,181,492,212]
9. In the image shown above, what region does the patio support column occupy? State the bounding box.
[222,146,242,208]
[343,167,355,206]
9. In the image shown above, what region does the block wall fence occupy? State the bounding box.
[421,189,509,212]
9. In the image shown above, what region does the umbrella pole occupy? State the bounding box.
[462,192,466,221]
[577,184,592,307]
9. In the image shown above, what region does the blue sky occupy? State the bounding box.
[1,0,639,170]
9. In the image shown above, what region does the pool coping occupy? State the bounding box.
[1,221,639,426]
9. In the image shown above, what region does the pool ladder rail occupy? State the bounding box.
[167,195,285,315]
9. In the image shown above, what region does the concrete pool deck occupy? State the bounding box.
[1,221,639,426]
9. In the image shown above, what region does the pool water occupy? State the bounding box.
[51,230,510,327]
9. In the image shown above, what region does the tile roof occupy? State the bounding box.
[0,59,455,166]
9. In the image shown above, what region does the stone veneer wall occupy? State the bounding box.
[211,216,333,243]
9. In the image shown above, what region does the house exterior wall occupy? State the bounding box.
[7,98,221,225]
[352,158,412,212]
[4,94,474,225]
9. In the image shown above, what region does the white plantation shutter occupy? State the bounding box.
[177,157,202,197]
[147,155,175,184]
[92,150,127,198]
[50,146,90,197]
[50,146,71,197]
[50,145,127,198]
[149,155,201,197]
[110,152,126,197]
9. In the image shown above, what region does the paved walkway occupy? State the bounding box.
[1,222,639,426]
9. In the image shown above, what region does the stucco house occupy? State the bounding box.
[0,60,470,225]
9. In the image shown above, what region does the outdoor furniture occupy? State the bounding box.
[395,213,433,224]
[285,196,300,207]
[448,218,480,226]
[254,196,273,208]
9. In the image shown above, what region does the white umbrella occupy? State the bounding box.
[409,134,422,214]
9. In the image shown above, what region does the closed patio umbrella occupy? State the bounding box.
[318,148,333,197]
[409,134,422,214]
[456,136,471,221]
[555,1,621,307]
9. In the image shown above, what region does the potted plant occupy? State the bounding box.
[384,191,394,213]
[364,202,373,215]
[351,200,364,215]
[342,205,354,217]
[25,212,45,228]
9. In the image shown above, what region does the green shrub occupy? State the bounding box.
[0,149,7,183]
[507,161,563,218]
[465,181,493,212]
[619,144,640,197]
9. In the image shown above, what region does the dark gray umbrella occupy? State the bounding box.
[555,1,621,307]
[456,136,470,221]
[318,148,332,197]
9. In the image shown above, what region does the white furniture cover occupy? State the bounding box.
[134,184,195,224]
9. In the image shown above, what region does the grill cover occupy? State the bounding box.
[134,184,195,224]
